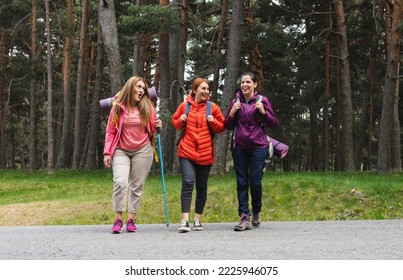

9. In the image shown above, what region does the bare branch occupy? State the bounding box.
[295,28,331,59]
[271,1,335,17]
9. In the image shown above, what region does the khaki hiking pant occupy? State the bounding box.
[112,143,153,214]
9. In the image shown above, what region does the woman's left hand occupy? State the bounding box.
[103,155,111,168]
[155,119,162,128]
[255,101,265,115]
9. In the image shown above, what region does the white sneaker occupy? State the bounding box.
[193,219,203,231]
[178,219,190,233]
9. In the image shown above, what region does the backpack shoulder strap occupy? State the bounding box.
[176,102,190,146]
[205,101,215,156]
[206,101,212,116]
[185,101,191,115]
[231,98,241,149]
[205,101,215,139]
[185,100,212,116]
[256,94,265,125]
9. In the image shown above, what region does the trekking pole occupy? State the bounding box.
[156,128,169,227]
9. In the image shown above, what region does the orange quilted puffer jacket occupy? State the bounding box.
[172,96,225,165]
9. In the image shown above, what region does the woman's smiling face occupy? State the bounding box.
[240,75,257,96]
[195,81,210,103]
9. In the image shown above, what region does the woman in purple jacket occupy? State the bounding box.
[225,72,279,231]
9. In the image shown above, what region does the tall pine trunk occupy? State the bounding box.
[211,0,228,103]
[84,15,104,171]
[0,29,9,168]
[356,42,377,170]
[334,0,355,171]
[323,4,332,171]
[158,0,173,172]
[132,0,140,76]
[245,1,265,93]
[72,0,89,169]
[170,0,189,174]
[56,0,74,169]
[214,0,244,174]
[378,0,402,173]
[99,0,123,94]
[45,0,54,173]
[29,0,38,171]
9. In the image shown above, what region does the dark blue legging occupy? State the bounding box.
[232,148,267,216]
[179,157,212,214]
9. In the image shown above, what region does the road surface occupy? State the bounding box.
[0,219,402,260]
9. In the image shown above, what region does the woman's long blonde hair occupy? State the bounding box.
[112,76,154,127]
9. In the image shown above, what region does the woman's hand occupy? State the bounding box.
[230,100,241,118]
[180,114,188,123]
[155,119,162,128]
[103,155,111,168]
[255,100,265,115]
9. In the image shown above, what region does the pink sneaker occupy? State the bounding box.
[111,218,123,234]
[126,219,137,232]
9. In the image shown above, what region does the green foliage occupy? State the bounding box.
[0,170,401,226]
[1,0,402,173]
[119,5,180,35]
[0,0,31,29]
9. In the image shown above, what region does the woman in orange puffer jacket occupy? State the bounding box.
[172,78,225,233]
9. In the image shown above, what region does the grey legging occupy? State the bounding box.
[179,157,212,214]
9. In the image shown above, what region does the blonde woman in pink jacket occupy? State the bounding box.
[103,76,162,234]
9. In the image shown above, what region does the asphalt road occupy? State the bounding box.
[0,219,402,260]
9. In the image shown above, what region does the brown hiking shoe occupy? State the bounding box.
[252,213,261,227]
[234,213,252,231]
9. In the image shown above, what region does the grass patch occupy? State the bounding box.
[0,169,402,226]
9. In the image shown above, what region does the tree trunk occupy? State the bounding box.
[137,33,151,79]
[356,42,377,170]
[158,0,173,173]
[307,80,320,171]
[143,37,153,83]
[214,0,244,174]
[378,0,401,173]
[244,1,264,93]
[334,51,342,171]
[29,0,38,171]
[211,0,228,103]
[132,0,140,76]
[99,0,123,94]
[170,0,189,174]
[334,0,355,171]
[10,113,16,168]
[72,0,89,169]
[392,62,401,170]
[45,0,54,173]
[56,0,74,169]
[0,29,10,168]
[84,16,104,171]
[323,4,332,171]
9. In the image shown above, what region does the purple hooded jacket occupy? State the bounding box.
[224,91,279,150]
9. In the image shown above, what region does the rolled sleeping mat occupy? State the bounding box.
[99,86,158,112]
[99,96,115,112]
[148,86,158,105]
[270,137,289,159]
